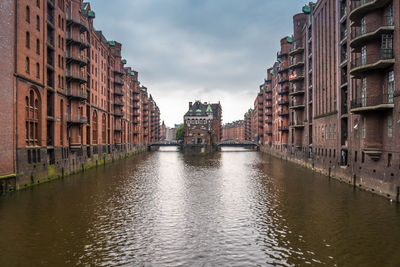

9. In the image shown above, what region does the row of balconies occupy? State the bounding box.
[66,12,89,33]
[66,51,88,66]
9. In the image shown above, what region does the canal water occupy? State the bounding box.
[1,147,400,266]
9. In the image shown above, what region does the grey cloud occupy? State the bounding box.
[90,0,308,125]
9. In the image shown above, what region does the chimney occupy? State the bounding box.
[189,102,192,109]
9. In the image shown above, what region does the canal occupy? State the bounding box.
[1,147,400,266]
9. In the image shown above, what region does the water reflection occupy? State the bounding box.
[0,148,400,266]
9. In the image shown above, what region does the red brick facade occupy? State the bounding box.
[222,120,245,141]
[0,0,161,191]
[248,0,400,200]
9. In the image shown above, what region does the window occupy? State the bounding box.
[388,71,394,103]
[386,4,393,25]
[102,114,106,144]
[25,89,40,146]
[381,34,393,58]
[25,57,30,73]
[36,39,40,55]
[388,115,392,137]
[354,151,357,162]
[360,17,366,35]
[26,31,30,48]
[36,15,40,31]
[361,78,367,107]
[36,63,40,78]
[36,0,40,8]
[26,6,30,23]
[388,153,392,167]
[92,111,98,144]
[362,117,366,138]
[362,152,365,163]
[361,46,366,65]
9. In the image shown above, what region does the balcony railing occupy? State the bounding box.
[278,99,289,105]
[66,32,89,47]
[350,49,394,74]
[67,114,87,124]
[349,0,393,22]
[278,126,289,131]
[66,88,87,100]
[290,100,305,108]
[114,109,124,117]
[350,94,394,111]
[290,121,305,127]
[278,110,289,116]
[289,87,305,95]
[66,12,89,31]
[66,51,88,65]
[114,88,124,96]
[289,40,304,55]
[350,17,394,48]
[66,70,87,83]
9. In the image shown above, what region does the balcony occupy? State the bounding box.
[278,78,289,84]
[278,65,289,73]
[350,49,394,77]
[66,13,89,32]
[350,18,394,49]
[290,121,305,128]
[47,35,55,50]
[289,58,305,69]
[278,88,289,95]
[66,32,89,48]
[265,102,272,108]
[114,68,124,76]
[114,88,124,96]
[66,70,87,83]
[278,126,289,132]
[67,115,87,124]
[114,77,124,86]
[277,50,288,58]
[289,87,305,96]
[350,94,394,114]
[289,73,304,82]
[290,100,305,109]
[114,125,122,132]
[114,99,124,107]
[278,110,289,117]
[114,109,124,117]
[278,99,289,106]
[66,88,87,100]
[349,0,393,25]
[66,51,88,66]
[289,41,304,56]
[265,118,272,125]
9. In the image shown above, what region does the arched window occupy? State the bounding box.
[26,6,30,23]
[25,89,40,146]
[102,114,106,144]
[92,111,98,144]
[37,0,40,8]
[26,31,30,48]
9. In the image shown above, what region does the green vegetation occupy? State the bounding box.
[175,124,184,140]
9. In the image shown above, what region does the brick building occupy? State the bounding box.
[0,0,161,192]
[222,120,245,141]
[244,108,253,141]
[248,0,400,200]
[183,101,222,149]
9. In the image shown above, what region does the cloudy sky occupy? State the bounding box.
[90,0,309,127]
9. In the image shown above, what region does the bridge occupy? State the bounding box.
[215,140,259,149]
[148,141,183,148]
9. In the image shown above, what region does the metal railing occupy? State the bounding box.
[351,94,393,109]
[66,88,87,99]
[67,114,87,124]
[351,17,394,41]
[66,70,87,82]
[351,49,394,69]
[66,32,89,47]
[66,12,88,30]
